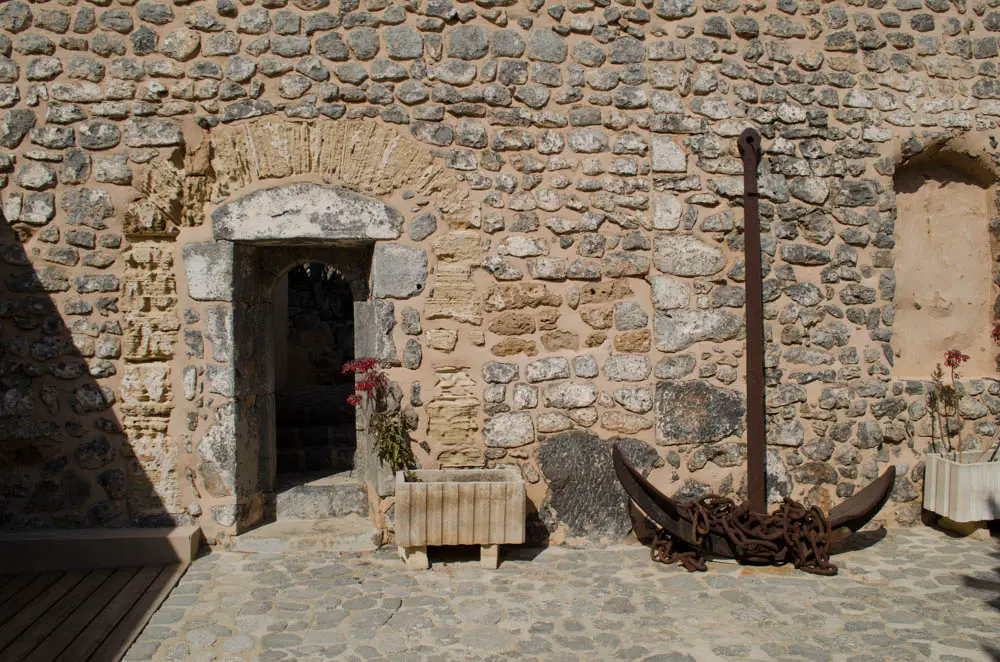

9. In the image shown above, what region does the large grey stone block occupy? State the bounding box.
[655,380,745,446]
[371,243,427,299]
[212,183,403,242]
[182,241,233,301]
[539,431,660,542]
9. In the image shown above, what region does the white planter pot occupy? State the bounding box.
[394,468,526,569]
[923,451,1000,522]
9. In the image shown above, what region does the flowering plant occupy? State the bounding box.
[342,357,415,473]
[929,349,967,459]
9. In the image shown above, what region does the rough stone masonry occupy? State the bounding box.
[2,0,1000,546]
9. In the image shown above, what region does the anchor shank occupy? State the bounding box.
[739,128,767,515]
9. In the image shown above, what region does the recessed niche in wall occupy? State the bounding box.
[893,157,996,378]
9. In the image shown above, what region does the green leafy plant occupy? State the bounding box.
[342,358,416,475]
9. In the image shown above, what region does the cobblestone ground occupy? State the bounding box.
[127,527,1000,662]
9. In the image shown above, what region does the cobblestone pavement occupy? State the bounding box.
[127,526,1000,662]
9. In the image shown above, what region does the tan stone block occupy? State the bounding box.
[124,200,178,239]
[426,328,459,352]
[484,283,562,312]
[425,366,482,451]
[585,332,608,347]
[601,411,653,434]
[491,338,538,357]
[580,306,613,329]
[470,330,486,346]
[124,316,180,361]
[425,264,482,325]
[121,363,172,404]
[614,330,652,353]
[578,279,633,305]
[437,447,485,468]
[432,231,482,262]
[487,313,536,335]
[537,309,560,330]
[541,330,579,351]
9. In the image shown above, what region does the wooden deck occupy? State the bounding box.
[0,565,186,662]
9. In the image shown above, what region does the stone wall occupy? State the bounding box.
[2,0,1000,543]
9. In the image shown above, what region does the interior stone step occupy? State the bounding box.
[231,516,380,554]
[275,472,368,520]
[276,445,355,474]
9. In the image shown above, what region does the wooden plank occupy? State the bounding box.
[27,567,139,662]
[457,484,475,545]
[0,573,63,628]
[0,574,37,609]
[425,482,443,547]
[53,566,161,662]
[0,570,111,660]
[0,571,87,653]
[410,484,426,549]
[505,482,525,544]
[395,482,411,548]
[441,483,460,546]
[489,482,506,545]
[89,564,186,662]
[473,483,491,544]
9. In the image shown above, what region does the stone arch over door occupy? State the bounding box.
[121,118,476,536]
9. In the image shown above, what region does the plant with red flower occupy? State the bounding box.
[943,349,970,381]
[341,357,415,473]
[342,357,387,407]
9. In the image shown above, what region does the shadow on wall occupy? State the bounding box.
[0,209,170,530]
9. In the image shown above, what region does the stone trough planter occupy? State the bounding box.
[923,451,1000,522]
[394,469,526,569]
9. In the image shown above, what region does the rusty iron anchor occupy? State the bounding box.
[614,129,896,574]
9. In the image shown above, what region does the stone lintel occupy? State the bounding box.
[211,183,403,243]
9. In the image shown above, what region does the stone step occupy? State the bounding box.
[230,516,380,554]
[276,445,355,474]
[275,472,368,520]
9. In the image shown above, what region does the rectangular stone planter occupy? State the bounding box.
[923,451,1000,522]
[394,469,526,569]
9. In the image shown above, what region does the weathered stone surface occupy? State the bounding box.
[123,118,183,147]
[526,357,570,383]
[371,243,426,299]
[603,356,651,382]
[408,212,437,242]
[655,381,745,445]
[649,275,689,311]
[651,136,687,172]
[484,412,534,448]
[653,310,744,352]
[539,431,660,541]
[213,184,403,242]
[182,242,233,302]
[542,382,598,409]
[768,419,804,447]
[653,234,726,277]
[0,109,35,148]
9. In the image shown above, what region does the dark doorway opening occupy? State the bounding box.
[273,264,357,480]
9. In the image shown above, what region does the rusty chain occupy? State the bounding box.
[649,495,838,576]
